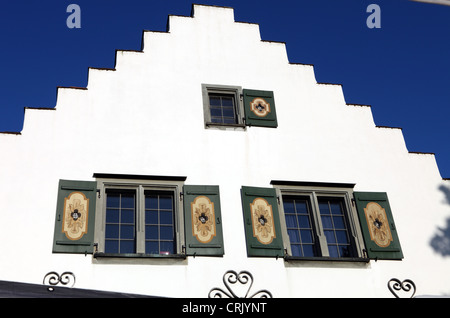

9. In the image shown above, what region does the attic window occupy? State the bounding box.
[209,93,237,124]
[202,84,245,129]
[202,84,278,129]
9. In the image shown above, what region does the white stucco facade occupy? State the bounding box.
[0,4,449,298]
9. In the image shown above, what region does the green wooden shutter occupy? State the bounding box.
[243,89,278,128]
[183,185,224,256]
[354,192,403,260]
[52,180,97,254]
[241,186,284,257]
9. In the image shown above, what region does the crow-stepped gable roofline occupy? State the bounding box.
[0,4,448,180]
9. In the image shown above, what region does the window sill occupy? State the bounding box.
[284,256,370,263]
[93,252,187,259]
[205,122,246,129]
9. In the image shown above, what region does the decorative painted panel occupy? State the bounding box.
[354,192,403,260]
[250,197,276,245]
[183,185,224,256]
[62,191,89,241]
[52,180,97,254]
[363,201,393,248]
[241,186,284,258]
[191,195,216,243]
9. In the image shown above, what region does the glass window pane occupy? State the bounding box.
[302,245,315,257]
[324,230,336,243]
[283,196,320,257]
[145,196,158,210]
[291,244,302,257]
[160,211,173,225]
[105,224,119,239]
[222,107,235,118]
[146,241,159,254]
[330,202,343,215]
[209,96,221,106]
[146,225,158,240]
[285,214,297,228]
[159,196,173,210]
[288,229,300,243]
[160,226,174,240]
[295,201,308,214]
[144,190,176,255]
[333,216,346,229]
[221,97,234,107]
[328,245,339,258]
[210,108,222,117]
[105,240,118,254]
[121,209,134,224]
[319,202,330,214]
[318,197,355,258]
[283,200,295,213]
[223,117,237,124]
[160,241,175,255]
[121,195,135,209]
[298,215,311,229]
[121,225,135,239]
[336,230,349,244]
[300,230,313,244]
[321,216,333,229]
[120,240,135,254]
[208,93,237,124]
[210,117,222,123]
[106,195,120,208]
[106,209,119,223]
[145,210,158,224]
[339,246,351,257]
[105,190,137,254]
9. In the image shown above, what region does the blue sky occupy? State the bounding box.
[0,0,449,177]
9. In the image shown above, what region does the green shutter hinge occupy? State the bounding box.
[96,189,101,198]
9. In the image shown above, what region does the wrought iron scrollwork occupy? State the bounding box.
[388,278,416,298]
[43,271,76,291]
[208,270,272,298]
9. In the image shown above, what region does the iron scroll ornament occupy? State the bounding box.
[43,271,76,291]
[208,270,273,298]
[387,278,416,298]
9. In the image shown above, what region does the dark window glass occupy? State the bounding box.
[318,198,355,258]
[209,93,237,124]
[105,190,136,254]
[145,191,176,255]
[283,196,320,257]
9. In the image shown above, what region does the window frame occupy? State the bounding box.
[94,174,186,259]
[271,181,368,262]
[202,84,245,129]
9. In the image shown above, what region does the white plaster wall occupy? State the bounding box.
[1,4,449,297]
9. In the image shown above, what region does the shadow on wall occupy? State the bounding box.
[430,185,450,257]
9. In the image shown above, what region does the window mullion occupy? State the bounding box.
[136,185,145,253]
[311,193,330,257]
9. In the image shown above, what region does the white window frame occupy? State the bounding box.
[272,181,367,261]
[93,174,186,259]
[201,83,246,129]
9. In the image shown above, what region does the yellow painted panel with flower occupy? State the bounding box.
[62,191,89,241]
[191,195,216,244]
[250,197,276,245]
[364,202,393,248]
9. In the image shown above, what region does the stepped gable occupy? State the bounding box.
[0,3,447,180]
